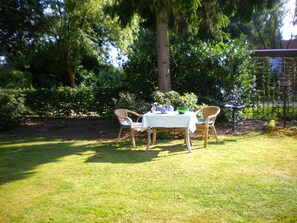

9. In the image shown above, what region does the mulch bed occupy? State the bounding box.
[0,117,296,141]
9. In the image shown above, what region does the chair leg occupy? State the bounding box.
[130,129,136,148]
[118,127,123,139]
[204,129,208,148]
[212,126,219,143]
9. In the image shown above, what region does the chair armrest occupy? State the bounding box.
[205,114,217,126]
[195,109,205,119]
[127,110,142,122]
[195,108,203,116]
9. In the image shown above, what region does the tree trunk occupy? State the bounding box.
[66,62,76,88]
[156,10,171,92]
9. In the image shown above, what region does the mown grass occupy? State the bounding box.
[0,131,296,223]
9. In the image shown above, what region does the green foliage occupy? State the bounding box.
[24,86,94,117]
[109,0,276,40]
[247,1,285,49]
[0,0,45,65]
[23,85,127,117]
[54,120,67,129]
[28,42,66,88]
[123,28,158,100]
[0,70,32,89]
[243,106,297,121]
[170,36,255,107]
[152,90,200,111]
[125,33,255,108]
[0,90,28,131]
[78,67,124,89]
[40,0,136,87]
[108,91,148,116]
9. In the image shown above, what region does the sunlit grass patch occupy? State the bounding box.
[0,132,296,222]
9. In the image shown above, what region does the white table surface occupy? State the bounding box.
[141,111,198,133]
[141,111,198,153]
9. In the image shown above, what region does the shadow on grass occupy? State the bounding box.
[0,137,169,186]
[85,139,197,164]
[0,137,87,186]
[0,133,246,186]
[85,142,161,164]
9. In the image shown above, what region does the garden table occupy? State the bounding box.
[141,111,198,153]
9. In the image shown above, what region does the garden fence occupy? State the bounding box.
[244,50,297,121]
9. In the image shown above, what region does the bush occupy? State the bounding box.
[24,88,56,116]
[151,90,200,111]
[0,70,32,89]
[79,68,125,89]
[92,86,126,115]
[77,67,128,115]
[24,86,95,117]
[0,90,28,131]
[107,91,148,117]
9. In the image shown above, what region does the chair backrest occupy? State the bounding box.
[200,106,220,123]
[114,109,128,124]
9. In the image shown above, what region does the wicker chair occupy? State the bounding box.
[114,109,143,147]
[194,106,221,148]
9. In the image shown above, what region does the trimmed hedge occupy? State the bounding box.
[24,86,95,117]
[0,87,202,131]
[0,90,28,131]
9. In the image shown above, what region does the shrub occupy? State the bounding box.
[24,88,56,117]
[77,67,128,115]
[0,90,28,131]
[107,91,148,117]
[92,85,126,115]
[151,90,200,111]
[24,86,95,117]
[71,86,94,115]
[0,70,32,89]
[78,67,125,89]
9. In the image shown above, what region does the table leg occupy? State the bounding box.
[152,128,157,145]
[185,128,192,153]
[146,127,151,152]
[232,109,236,132]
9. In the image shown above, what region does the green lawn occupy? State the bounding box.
[0,131,296,223]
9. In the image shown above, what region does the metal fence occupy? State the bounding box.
[244,50,297,122]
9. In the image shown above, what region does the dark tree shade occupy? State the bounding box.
[0,0,46,63]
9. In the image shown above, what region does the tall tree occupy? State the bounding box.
[0,0,46,65]
[247,0,286,49]
[45,0,134,87]
[223,0,288,49]
[108,0,279,92]
[0,0,136,87]
[108,0,201,92]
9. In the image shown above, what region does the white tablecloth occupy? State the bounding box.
[141,111,198,133]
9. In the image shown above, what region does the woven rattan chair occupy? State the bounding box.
[194,106,221,148]
[114,109,143,147]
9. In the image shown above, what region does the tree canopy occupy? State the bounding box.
[0,0,287,90]
[0,0,136,87]
[108,0,280,92]
[0,0,46,64]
